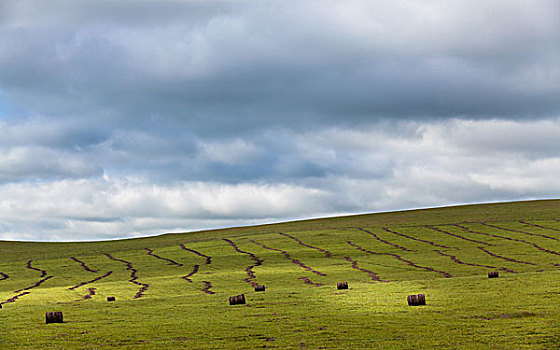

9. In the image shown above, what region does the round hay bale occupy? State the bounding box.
[107,296,116,302]
[407,295,419,306]
[254,285,266,292]
[488,271,499,278]
[229,294,246,305]
[337,281,349,290]
[45,311,63,324]
[417,294,426,305]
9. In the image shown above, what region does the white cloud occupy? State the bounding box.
[0,177,332,241]
[0,118,558,241]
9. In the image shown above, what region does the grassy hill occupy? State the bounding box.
[1,199,559,349]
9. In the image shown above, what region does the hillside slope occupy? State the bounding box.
[0,199,559,349]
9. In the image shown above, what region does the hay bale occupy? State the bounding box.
[229,294,246,305]
[407,294,419,306]
[107,296,116,302]
[45,311,63,324]
[337,281,349,290]
[488,271,499,278]
[407,294,426,306]
[254,285,266,292]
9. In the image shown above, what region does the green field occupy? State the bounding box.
[1,200,559,349]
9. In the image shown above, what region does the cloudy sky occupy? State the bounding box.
[0,0,559,241]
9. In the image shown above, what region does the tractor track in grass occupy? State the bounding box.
[144,248,183,266]
[68,271,113,291]
[179,244,212,264]
[2,291,30,304]
[182,265,200,283]
[519,221,560,232]
[2,261,53,304]
[481,223,560,242]
[81,287,96,301]
[426,226,494,246]
[14,260,53,292]
[70,257,98,273]
[202,281,215,294]
[68,256,114,296]
[104,253,148,299]
[434,250,517,274]
[279,232,333,258]
[223,238,263,287]
[454,224,560,257]
[343,256,389,282]
[476,247,537,266]
[182,265,215,296]
[178,244,213,293]
[0,271,8,282]
[298,277,323,287]
[12,275,53,293]
[250,239,327,277]
[358,228,416,252]
[381,227,454,249]
[25,260,47,277]
[348,241,452,278]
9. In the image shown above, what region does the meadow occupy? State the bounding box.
[1,200,559,349]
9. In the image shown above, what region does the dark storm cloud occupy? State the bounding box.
[1,0,559,134]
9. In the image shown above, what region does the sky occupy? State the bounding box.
[0,0,559,241]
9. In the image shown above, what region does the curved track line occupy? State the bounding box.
[25,260,47,277]
[0,271,8,282]
[483,222,560,242]
[3,291,32,304]
[202,281,216,295]
[182,265,200,283]
[104,253,149,299]
[279,232,333,258]
[343,256,389,282]
[358,228,416,252]
[348,241,452,278]
[519,221,560,232]
[426,226,493,246]
[476,247,537,266]
[3,261,54,304]
[144,248,183,266]
[178,244,214,293]
[223,238,263,287]
[3,291,31,304]
[454,224,526,242]
[179,244,212,264]
[250,239,326,277]
[434,250,516,274]
[298,277,323,287]
[68,271,113,290]
[70,257,98,273]
[5,260,54,303]
[454,224,560,257]
[81,287,96,301]
[13,276,53,294]
[381,227,454,249]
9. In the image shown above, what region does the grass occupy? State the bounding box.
[1,199,559,349]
